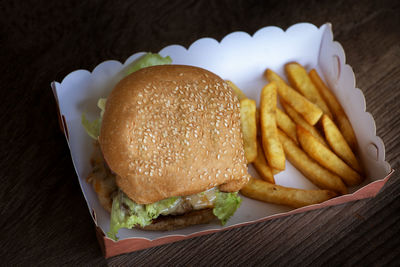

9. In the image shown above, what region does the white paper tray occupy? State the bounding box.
[51,23,392,253]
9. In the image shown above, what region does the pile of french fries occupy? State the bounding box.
[229,62,364,208]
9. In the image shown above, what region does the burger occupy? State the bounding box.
[83,54,249,240]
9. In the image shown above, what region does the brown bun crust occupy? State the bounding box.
[100,65,249,204]
[140,209,216,231]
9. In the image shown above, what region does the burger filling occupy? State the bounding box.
[108,187,241,240]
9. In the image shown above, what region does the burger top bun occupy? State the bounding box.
[100,65,250,204]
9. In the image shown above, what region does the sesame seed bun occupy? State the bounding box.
[99,65,249,204]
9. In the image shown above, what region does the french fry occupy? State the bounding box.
[276,107,298,144]
[296,125,362,186]
[277,129,347,194]
[252,142,275,183]
[309,69,357,151]
[280,100,327,146]
[336,116,357,152]
[265,69,323,125]
[240,177,338,208]
[240,98,258,163]
[285,63,332,117]
[259,107,297,144]
[321,115,363,173]
[257,108,295,160]
[260,82,285,171]
[226,80,247,101]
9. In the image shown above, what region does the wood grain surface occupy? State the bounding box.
[1,0,399,266]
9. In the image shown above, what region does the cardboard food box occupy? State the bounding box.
[51,23,393,258]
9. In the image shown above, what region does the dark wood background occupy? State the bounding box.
[1,0,399,265]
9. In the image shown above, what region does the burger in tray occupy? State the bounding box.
[82,53,249,240]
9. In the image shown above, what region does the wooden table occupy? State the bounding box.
[1,0,399,265]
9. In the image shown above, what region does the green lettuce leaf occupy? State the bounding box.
[97,97,107,118]
[107,189,242,240]
[81,114,100,140]
[81,98,107,140]
[107,191,178,240]
[125,53,172,76]
[212,191,242,225]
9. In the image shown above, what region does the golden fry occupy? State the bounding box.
[240,177,337,208]
[252,142,275,183]
[309,69,357,151]
[321,115,363,173]
[260,82,285,171]
[336,116,357,151]
[281,100,327,146]
[296,125,362,186]
[265,69,322,125]
[285,63,332,117]
[276,107,298,144]
[226,80,247,101]
[277,129,347,194]
[260,108,291,174]
[257,108,290,157]
[240,98,258,163]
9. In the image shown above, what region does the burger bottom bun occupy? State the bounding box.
[140,209,216,231]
